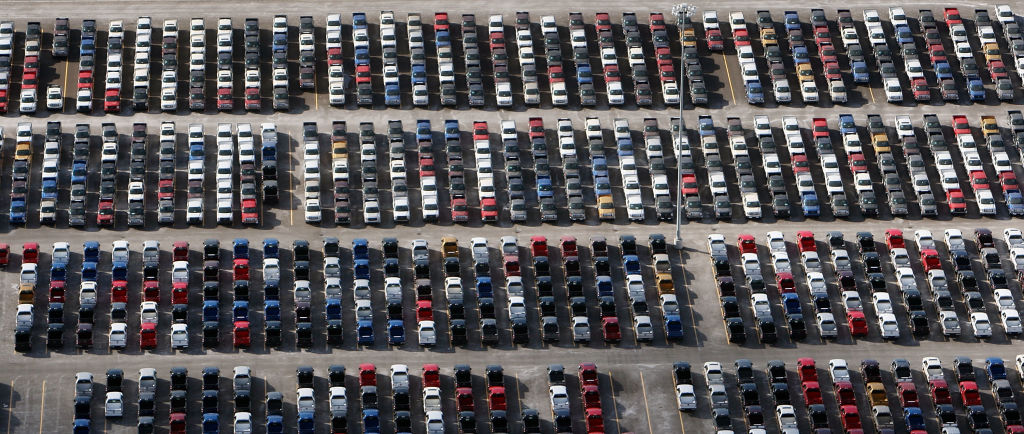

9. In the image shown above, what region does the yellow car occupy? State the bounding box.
[598,195,615,220]
[681,28,697,47]
[981,115,999,137]
[18,283,33,304]
[796,63,813,81]
[441,236,458,258]
[14,141,30,162]
[760,28,778,46]
[983,43,1001,63]
[872,133,891,153]
[332,140,348,158]
[866,382,888,406]
[656,273,675,294]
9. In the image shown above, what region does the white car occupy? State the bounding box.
[878,314,899,339]
[750,293,771,318]
[995,289,1016,310]
[234,412,253,434]
[817,313,838,339]
[828,359,851,383]
[171,323,188,349]
[422,386,442,412]
[329,386,347,414]
[549,385,570,411]
[109,322,128,349]
[971,312,992,338]
[840,291,862,312]
[703,361,725,385]
[676,384,696,411]
[572,316,590,342]
[776,404,799,433]
[922,357,944,381]
[914,230,935,250]
[766,231,786,253]
[1002,309,1023,335]
[939,310,961,336]
[105,391,124,417]
[418,321,436,346]
[771,252,791,273]
[45,85,62,110]
[977,190,997,215]
[872,292,894,314]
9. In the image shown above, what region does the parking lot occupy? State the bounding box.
[9,0,1024,433]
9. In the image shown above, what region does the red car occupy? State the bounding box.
[989,60,1009,80]
[911,78,930,101]
[733,28,750,46]
[22,242,38,263]
[169,413,186,434]
[244,88,259,111]
[419,156,435,177]
[111,280,128,303]
[1002,172,1021,193]
[434,12,449,32]
[456,387,474,411]
[952,115,970,135]
[706,28,724,51]
[582,384,601,409]
[480,197,498,221]
[929,44,947,63]
[530,236,548,257]
[604,64,621,82]
[143,281,160,302]
[216,87,232,110]
[103,89,120,112]
[49,280,66,303]
[796,231,816,253]
[970,171,990,190]
[776,272,795,293]
[947,190,967,214]
[650,13,666,32]
[929,379,951,405]
[840,405,862,430]
[812,118,829,139]
[451,198,469,222]
[602,317,620,342]
[233,321,250,348]
[802,381,822,405]
[172,282,188,305]
[944,7,962,25]
[173,242,189,262]
[594,13,612,33]
[579,363,599,388]
[140,322,157,349]
[847,311,868,337]
[833,380,856,405]
[355,65,371,83]
[503,255,520,276]
[422,364,441,388]
[0,243,10,268]
[241,198,258,225]
[528,117,544,140]
[823,62,841,80]
[848,153,868,173]
[488,386,507,411]
[920,249,941,271]
[797,358,818,382]
[327,47,342,66]
[681,174,699,195]
[897,381,919,407]
[158,179,174,200]
[233,258,250,281]
[359,363,376,386]
[818,44,838,64]
[416,300,433,322]
[884,229,905,249]
[97,199,115,225]
[813,26,831,45]
[960,381,981,406]
[560,236,578,257]
[737,234,756,254]
[791,154,810,173]
[585,408,604,433]
[656,47,672,67]
[549,65,564,82]
[472,121,488,141]
[78,70,93,89]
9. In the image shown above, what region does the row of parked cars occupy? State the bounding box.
[13,232,682,351]
[681,355,1024,433]
[73,363,588,433]
[710,228,1024,346]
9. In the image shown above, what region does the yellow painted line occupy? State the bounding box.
[61,60,69,103]
[36,381,44,434]
[314,71,319,110]
[5,377,15,434]
[288,131,295,226]
[678,408,686,433]
[868,83,876,104]
[639,372,655,434]
[608,371,622,434]
[514,371,523,413]
[721,52,736,103]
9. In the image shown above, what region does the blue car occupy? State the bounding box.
[416,120,431,142]
[476,276,493,298]
[411,64,427,85]
[111,263,128,281]
[354,259,370,280]
[41,179,57,199]
[387,319,405,345]
[73,418,90,434]
[261,142,276,162]
[591,156,608,178]
[968,77,985,101]
[904,407,925,430]
[50,265,67,282]
[83,241,100,264]
[325,299,342,321]
[745,81,764,104]
[352,12,367,28]
[698,116,715,136]
[594,176,612,196]
[385,84,400,105]
[81,262,98,282]
[266,415,284,434]
[986,357,1007,380]
[201,413,219,434]
[791,46,809,64]
[264,300,280,322]
[72,161,88,183]
[664,314,684,340]
[576,63,593,84]
[203,301,219,322]
[357,320,374,345]
[232,239,249,259]
[362,409,381,433]
[354,47,369,66]
[9,199,25,224]
[781,293,801,316]
[79,38,95,56]
[596,276,613,297]
[1007,191,1024,215]
[851,61,869,83]
[801,193,820,217]
[934,61,953,80]
[894,24,913,44]
[262,238,279,259]
[617,138,634,157]
[444,120,459,142]
[622,255,641,275]
[189,144,204,160]
[838,114,856,135]
[232,301,249,322]
[352,238,369,260]
[297,411,315,434]
[783,11,800,31]
[537,177,553,199]
[272,33,287,52]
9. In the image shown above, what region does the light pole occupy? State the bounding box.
[672,3,695,249]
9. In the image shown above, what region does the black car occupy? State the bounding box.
[673,362,692,385]
[788,314,807,340]
[725,317,745,343]
[770,382,790,405]
[202,390,219,414]
[522,408,540,433]
[170,367,187,391]
[459,411,476,433]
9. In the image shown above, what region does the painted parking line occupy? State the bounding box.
[288,130,296,226]
[35,381,44,434]
[720,52,736,103]
[4,376,15,434]
[606,370,621,434]
[639,371,654,434]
